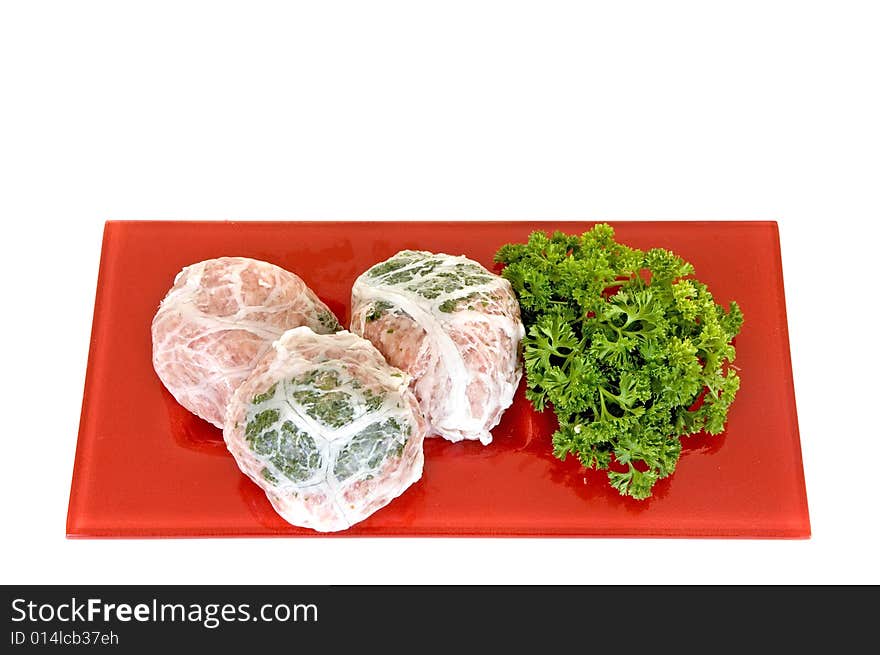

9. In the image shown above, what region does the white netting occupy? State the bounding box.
[350,250,524,444]
[151,257,340,428]
[224,327,427,532]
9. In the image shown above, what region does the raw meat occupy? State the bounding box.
[224,327,427,532]
[151,257,340,428]
[350,250,524,445]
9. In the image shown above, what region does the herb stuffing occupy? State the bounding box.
[495,224,743,499]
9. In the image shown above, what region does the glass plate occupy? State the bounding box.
[67,221,809,537]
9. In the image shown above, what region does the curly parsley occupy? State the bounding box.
[495,224,743,499]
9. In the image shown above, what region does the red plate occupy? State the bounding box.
[67,221,809,538]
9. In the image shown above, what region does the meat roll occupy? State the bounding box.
[224,327,427,532]
[151,257,340,428]
[350,250,524,445]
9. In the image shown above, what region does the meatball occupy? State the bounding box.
[151,257,340,428]
[224,327,427,532]
[350,250,524,445]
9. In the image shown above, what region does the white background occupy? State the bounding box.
[1,1,877,585]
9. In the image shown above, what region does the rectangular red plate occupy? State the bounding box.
[67,221,809,538]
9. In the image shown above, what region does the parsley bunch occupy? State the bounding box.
[495,224,743,499]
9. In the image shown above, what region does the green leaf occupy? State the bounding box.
[495,223,743,499]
